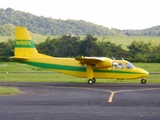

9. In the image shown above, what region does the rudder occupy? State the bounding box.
[14,27,38,57]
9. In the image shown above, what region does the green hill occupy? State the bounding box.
[0,8,122,36]
[0,8,160,36]
[122,26,160,36]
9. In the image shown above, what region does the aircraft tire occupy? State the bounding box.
[88,79,93,85]
[141,79,146,84]
[92,78,96,83]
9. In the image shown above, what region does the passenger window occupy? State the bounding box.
[116,63,124,69]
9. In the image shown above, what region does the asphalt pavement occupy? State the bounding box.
[0,82,160,120]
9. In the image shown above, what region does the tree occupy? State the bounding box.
[103,41,130,59]
[57,35,80,57]
[37,35,81,57]
[127,41,153,55]
[78,34,100,56]
[4,39,14,56]
[37,37,59,56]
[0,39,14,61]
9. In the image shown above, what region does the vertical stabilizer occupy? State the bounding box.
[14,27,38,57]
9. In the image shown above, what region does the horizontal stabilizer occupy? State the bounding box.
[10,56,28,60]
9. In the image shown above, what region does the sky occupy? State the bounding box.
[0,0,160,30]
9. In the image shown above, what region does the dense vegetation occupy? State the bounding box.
[1,34,160,62]
[1,8,160,36]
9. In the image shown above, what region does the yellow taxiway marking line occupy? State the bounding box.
[56,87,160,103]
[108,92,115,102]
[108,88,160,102]
[48,86,160,102]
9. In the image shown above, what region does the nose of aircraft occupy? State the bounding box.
[141,69,149,77]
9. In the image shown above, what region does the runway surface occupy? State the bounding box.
[0,82,160,120]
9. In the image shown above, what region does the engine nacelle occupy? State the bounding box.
[95,58,112,68]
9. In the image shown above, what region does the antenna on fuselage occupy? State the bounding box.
[121,56,124,60]
[112,56,115,60]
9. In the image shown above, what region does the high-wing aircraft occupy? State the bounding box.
[10,27,149,84]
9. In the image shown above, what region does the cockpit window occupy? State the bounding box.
[116,63,124,69]
[126,62,135,69]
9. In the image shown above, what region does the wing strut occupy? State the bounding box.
[86,64,96,84]
[86,64,93,79]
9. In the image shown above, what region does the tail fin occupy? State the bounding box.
[14,27,38,57]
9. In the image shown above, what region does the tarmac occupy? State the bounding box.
[0,82,160,120]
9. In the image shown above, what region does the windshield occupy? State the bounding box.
[126,62,135,69]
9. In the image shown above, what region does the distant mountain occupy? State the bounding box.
[122,26,160,36]
[0,8,123,36]
[0,8,160,36]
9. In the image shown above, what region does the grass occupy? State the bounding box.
[0,62,160,83]
[0,71,159,83]
[0,35,48,44]
[133,63,160,72]
[97,36,160,49]
[0,61,44,71]
[0,36,14,42]
[0,86,20,95]
[1,62,159,72]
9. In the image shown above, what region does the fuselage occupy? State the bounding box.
[16,55,149,80]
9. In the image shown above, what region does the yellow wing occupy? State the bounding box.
[75,57,113,68]
[75,57,105,64]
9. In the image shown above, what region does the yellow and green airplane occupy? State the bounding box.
[10,27,149,84]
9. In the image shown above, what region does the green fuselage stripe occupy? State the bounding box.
[17,60,143,74]
[15,40,35,48]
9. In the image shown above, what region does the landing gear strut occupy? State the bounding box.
[88,78,96,85]
[141,78,146,84]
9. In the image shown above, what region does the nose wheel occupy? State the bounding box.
[88,78,96,85]
[141,78,146,84]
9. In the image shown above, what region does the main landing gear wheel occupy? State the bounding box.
[92,78,96,83]
[88,79,93,84]
[141,79,146,84]
[88,78,96,85]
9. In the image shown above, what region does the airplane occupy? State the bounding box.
[10,27,149,84]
